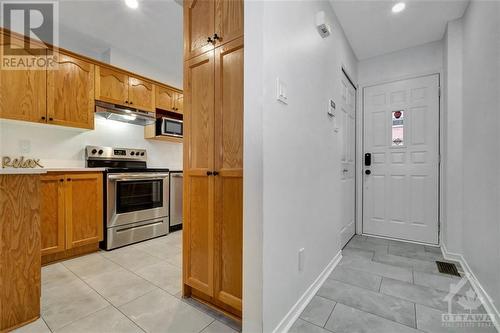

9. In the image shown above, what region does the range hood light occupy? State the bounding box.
[122,114,137,121]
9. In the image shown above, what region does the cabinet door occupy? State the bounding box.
[214,37,243,311]
[65,173,103,249]
[40,174,65,256]
[183,51,215,296]
[156,85,176,111]
[215,0,244,47]
[0,34,46,123]
[95,66,129,106]
[128,76,155,111]
[47,53,95,129]
[184,0,215,60]
[174,93,184,114]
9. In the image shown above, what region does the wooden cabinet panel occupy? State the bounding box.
[40,174,65,256]
[156,85,176,111]
[0,35,46,123]
[128,76,154,111]
[214,37,243,311]
[174,93,184,114]
[215,0,244,47]
[65,173,103,249]
[95,66,129,105]
[184,0,215,60]
[47,53,95,129]
[184,51,215,296]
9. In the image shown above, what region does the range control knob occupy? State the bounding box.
[91,149,97,155]
[140,152,145,156]
[130,151,135,156]
[136,152,141,156]
[98,149,103,155]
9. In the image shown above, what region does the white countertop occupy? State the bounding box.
[0,167,106,175]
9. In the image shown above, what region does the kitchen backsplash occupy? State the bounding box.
[0,118,183,170]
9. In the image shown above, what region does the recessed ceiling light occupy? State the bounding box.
[392,2,406,13]
[125,0,139,9]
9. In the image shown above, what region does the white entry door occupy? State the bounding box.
[340,73,356,248]
[363,74,439,244]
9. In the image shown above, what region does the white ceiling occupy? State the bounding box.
[329,0,469,60]
[57,0,183,87]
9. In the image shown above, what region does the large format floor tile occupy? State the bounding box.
[413,271,469,295]
[325,303,420,333]
[54,306,143,333]
[41,263,78,288]
[340,254,413,283]
[42,278,109,331]
[134,261,182,295]
[299,295,336,327]
[84,267,158,307]
[102,246,164,272]
[62,252,122,280]
[200,320,238,333]
[329,266,382,291]
[373,252,438,273]
[289,319,331,333]
[12,318,51,333]
[317,279,416,327]
[119,289,214,333]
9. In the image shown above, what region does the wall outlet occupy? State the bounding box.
[298,248,305,272]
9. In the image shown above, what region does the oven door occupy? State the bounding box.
[107,173,169,228]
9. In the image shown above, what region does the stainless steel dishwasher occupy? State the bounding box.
[169,171,183,231]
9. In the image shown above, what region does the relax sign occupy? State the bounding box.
[2,156,44,169]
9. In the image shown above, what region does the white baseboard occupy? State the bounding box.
[272,251,342,333]
[441,243,500,333]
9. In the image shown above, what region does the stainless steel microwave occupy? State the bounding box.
[161,117,183,137]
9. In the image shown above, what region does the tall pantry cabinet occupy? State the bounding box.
[183,0,244,318]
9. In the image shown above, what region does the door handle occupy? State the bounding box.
[364,153,372,166]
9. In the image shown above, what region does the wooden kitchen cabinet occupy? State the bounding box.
[156,85,177,111]
[184,0,243,61]
[183,35,243,316]
[0,34,46,123]
[40,172,103,263]
[95,66,155,111]
[40,174,66,256]
[47,52,95,129]
[174,92,184,114]
[95,66,129,105]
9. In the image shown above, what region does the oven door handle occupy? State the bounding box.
[108,174,169,181]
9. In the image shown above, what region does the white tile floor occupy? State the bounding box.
[14,231,241,333]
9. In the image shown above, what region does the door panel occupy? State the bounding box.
[65,173,103,249]
[156,86,176,111]
[95,66,129,105]
[340,74,356,248]
[174,92,184,114]
[128,77,154,111]
[214,37,243,311]
[183,51,215,296]
[0,34,46,123]
[363,74,439,244]
[40,174,65,256]
[184,0,215,60]
[215,0,243,47]
[47,53,95,129]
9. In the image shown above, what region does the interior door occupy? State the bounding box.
[363,74,439,244]
[183,51,215,296]
[214,37,243,313]
[340,73,356,248]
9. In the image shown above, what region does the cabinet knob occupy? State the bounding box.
[67,178,72,181]
[207,171,213,176]
[49,117,53,121]
[213,33,221,41]
[125,100,129,104]
[130,101,133,105]
[59,179,64,182]
[207,36,214,44]
[41,116,46,120]
[213,171,219,176]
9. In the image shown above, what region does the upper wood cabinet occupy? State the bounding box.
[174,93,184,114]
[95,66,155,111]
[156,85,177,111]
[95,66,129,105]
[184,0,243,60]
[41,174,65,256]
[0,34,46,123]
[47,53,95,129]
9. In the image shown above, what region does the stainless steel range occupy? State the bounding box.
[86,145,169,250]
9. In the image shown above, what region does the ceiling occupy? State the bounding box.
[57,0,183,87]
[329,0,469,60]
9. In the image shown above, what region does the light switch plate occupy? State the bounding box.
[276,77,288,105]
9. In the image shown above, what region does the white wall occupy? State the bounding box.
[459,0,500,314]
[358,40,443,85]
[0,119,182,170]
[244,1,358,331]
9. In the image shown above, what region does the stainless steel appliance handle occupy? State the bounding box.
[171,174,183,178]
[108,173,169,181]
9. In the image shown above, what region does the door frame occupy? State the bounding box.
[355,71,443,245]
[341,67,358,243]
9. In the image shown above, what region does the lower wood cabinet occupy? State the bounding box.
[41,172,103,262]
